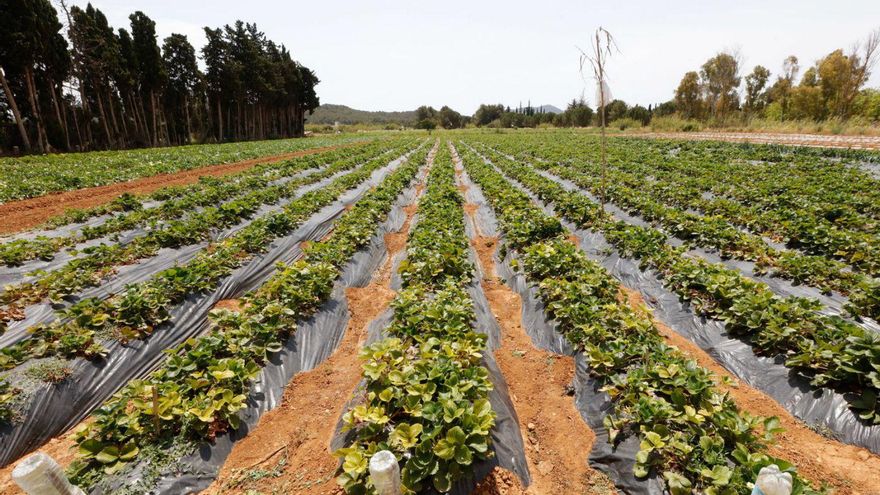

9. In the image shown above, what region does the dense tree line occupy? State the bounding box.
[0,0,319,155]
[412,105,470,130]
[469,99,659,129]
[674,29,880,123]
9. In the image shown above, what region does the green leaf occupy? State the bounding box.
[663,471,693,495]
[78,439,104,458]
[119,442,139,461]
[342,449,368,475]
[640,431,666,451]
[95,446,120,464]
[433,471,452,492]
[210,369,235,380]
[700,465,732,486]
[454,445,473,466]
[390,423,423,450]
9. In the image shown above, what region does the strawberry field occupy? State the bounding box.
[2,131,880,494]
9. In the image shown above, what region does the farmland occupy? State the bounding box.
[1,130,880,494]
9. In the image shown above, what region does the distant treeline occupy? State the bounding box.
[399,101,652,130]
[0,0,319,155]
[672,30,880,124]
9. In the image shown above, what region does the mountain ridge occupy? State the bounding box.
[306,104,416,125]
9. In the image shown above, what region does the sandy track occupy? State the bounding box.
[635,131,880,150]
[470,234,615,495]
[0,143,359,235]
[455,152,615,494]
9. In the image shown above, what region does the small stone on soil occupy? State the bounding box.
[537,461,554,475]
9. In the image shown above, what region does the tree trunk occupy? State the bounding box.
[117,92,131,144]
[135,92,151,145]
[217,99,223,142]
[149,89,159,146]
[236,100,242,140]
[117,91,129,143]
[71,102,83,151]
[48,79,71,151]
[105,88,121,144]
[160,103,171,146]
[0,66,32,151]
[288,104,293,136]
[184,94,192,144]
[24,67,48,153]
[72,73,92,150]
[93,83,113,148]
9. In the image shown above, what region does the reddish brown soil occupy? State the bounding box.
[473,467,529,495]
[451,146,614,494]
[203,161,429,495]
[0,143,357,235]
[205,280,397,495]
[621,287,880,495]
[465,201,614,493]
[551,183,880,492]
[212,299,243,312]
[464,202,479,217]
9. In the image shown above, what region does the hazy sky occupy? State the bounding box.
[68,0,880,113]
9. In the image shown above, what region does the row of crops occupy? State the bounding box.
[0,137,423,468]
[336,144,497,493]
[0,142,397,335]
[461,134,880,429]
[1,133,879,494]
[0,135,362,203]
[70,141,430,491]
[455,142,820,494]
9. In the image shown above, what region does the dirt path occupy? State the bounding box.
[620,287,880,495]
[635,131,880,150]
[456,152,615,494]
[0,143,358,235]
[470,234,615,495]
[203,152,431,495]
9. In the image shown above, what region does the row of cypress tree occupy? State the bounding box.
[0,0,320,154]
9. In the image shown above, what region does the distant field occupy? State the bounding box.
[2,129,880,495]
[0,136,361,204]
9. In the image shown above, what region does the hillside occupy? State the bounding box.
[306,104,417,125]
[537,104,563,114]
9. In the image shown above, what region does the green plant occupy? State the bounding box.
[460,136,880,423]
[66,140,429,491]
[0,378,19,423]
[458,140,823,494]
[336,143,496,494]
[24,359,73,383]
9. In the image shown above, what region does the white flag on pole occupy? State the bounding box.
[595,80,612,107]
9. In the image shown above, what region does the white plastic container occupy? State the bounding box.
[12,452,85,495]
[369,450,401,495]
[751,464,793,495]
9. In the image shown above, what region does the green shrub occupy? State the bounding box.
[609,117,642,130]
[649,115,702,132]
